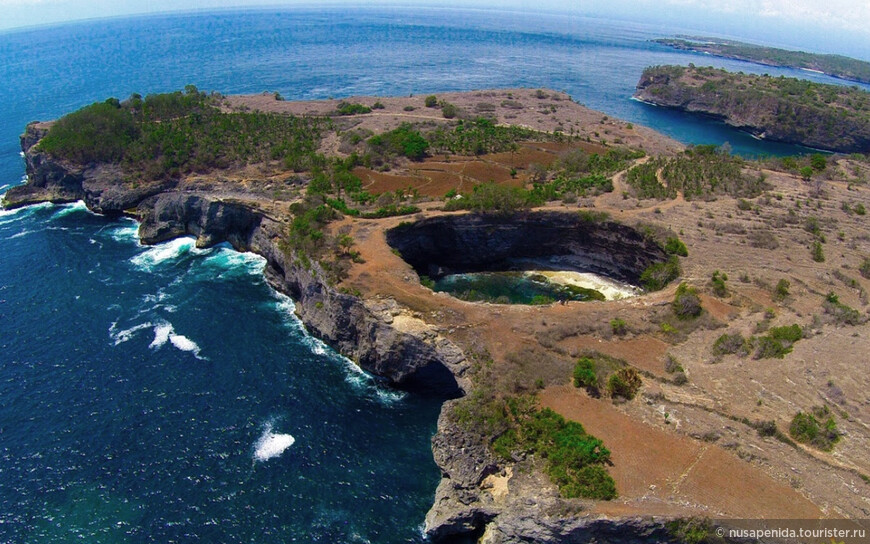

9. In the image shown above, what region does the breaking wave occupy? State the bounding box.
[253,421,295,462]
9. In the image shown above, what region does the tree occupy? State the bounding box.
[799,166,813,181]
[810,153,827,171]
[672,283,702,319]
[337,234,355,255]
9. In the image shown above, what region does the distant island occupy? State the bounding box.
[635,64,870,153]
[655,37,870,85]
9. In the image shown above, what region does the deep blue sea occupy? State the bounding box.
[0,6,865,542]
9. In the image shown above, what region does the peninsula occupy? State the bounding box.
[6,87,870,542]
[655,37,870,84]
[635,64,870,153]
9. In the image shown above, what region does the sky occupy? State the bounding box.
[1,0,869,60]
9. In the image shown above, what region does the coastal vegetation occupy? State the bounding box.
[572,352,642,400]
[426,117,549,156]
[635,65,870,153]
[455,393,617,500]
[789,406,841,451]
[625,144,766,199]
[38,87,328,180]
[655,37,870,84]
[710,324,805,360]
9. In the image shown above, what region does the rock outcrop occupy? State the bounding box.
[7,125,467,398]
[386,212,667,285]
[425,402,673,543]
[5,122,175,213]
[634,65,870,153]
[8,122,681,543]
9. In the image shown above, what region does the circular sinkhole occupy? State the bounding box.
[386,211,669,305]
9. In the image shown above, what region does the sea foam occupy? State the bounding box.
[168,333,203,358]
[108,222,140,244]
[148,322,205,359]
[109,321,153,345]
[253,422,295,462]
[52,200,92,219]
[149,323,173,349]
[271,291,405,404]
[130,237,197,271]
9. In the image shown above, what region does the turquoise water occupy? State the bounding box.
[0,7,863,542]
[434,272,601,304]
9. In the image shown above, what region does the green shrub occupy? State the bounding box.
[39,89,328,181]
[441,102,458,119]
[610,318,627,336]
[664,236,688,257]
[336,101,372,115]
[443,182,533,214]
[672,283,702,319]
[822,292,866,325]
[666,518,724,544]
[552,464,617,500]
[752,324,803,359]
[811,240,825,262]
[607,367,642,400]
[640,256,681,291]
[577,210,610,223]
[360,204,420,219]
[368,123,429,160]
[424,95,438,107]
[860,257,870,279]
[855,203,867,215]
[38,100,138,163]
[573,357,598,388]
[489,401,617,500]
[710,270,728,297]
[774,278,791,301]
[712,332,749,356]
[789,406,840,451]
[768,324,803,343]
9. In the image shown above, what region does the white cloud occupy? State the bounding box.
[651,0,870,33]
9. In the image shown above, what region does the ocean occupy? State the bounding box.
[0,6,862,542]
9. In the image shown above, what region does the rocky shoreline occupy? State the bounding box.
[5,122,680,543]
[634,65,870,153]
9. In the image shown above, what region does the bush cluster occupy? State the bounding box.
[443,182,533,214]
[640,256,681,291]
[789,406,840,451]
[625,145,765,200]
[38,89,327,181]
[672,283,703,319]
[368,123,429,161]
[607,367,642,400]
[490,399,617,500]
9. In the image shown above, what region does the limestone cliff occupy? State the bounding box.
[634,65,870,153]
[7,123,682,544]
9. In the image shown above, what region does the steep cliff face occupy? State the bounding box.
[8,126,468,397]
[386,212,667,285]
[425,402,673,544]
[9,126,679,543]
[132,192,468,397]
[4,122,175,213]
[634,65,870,153]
